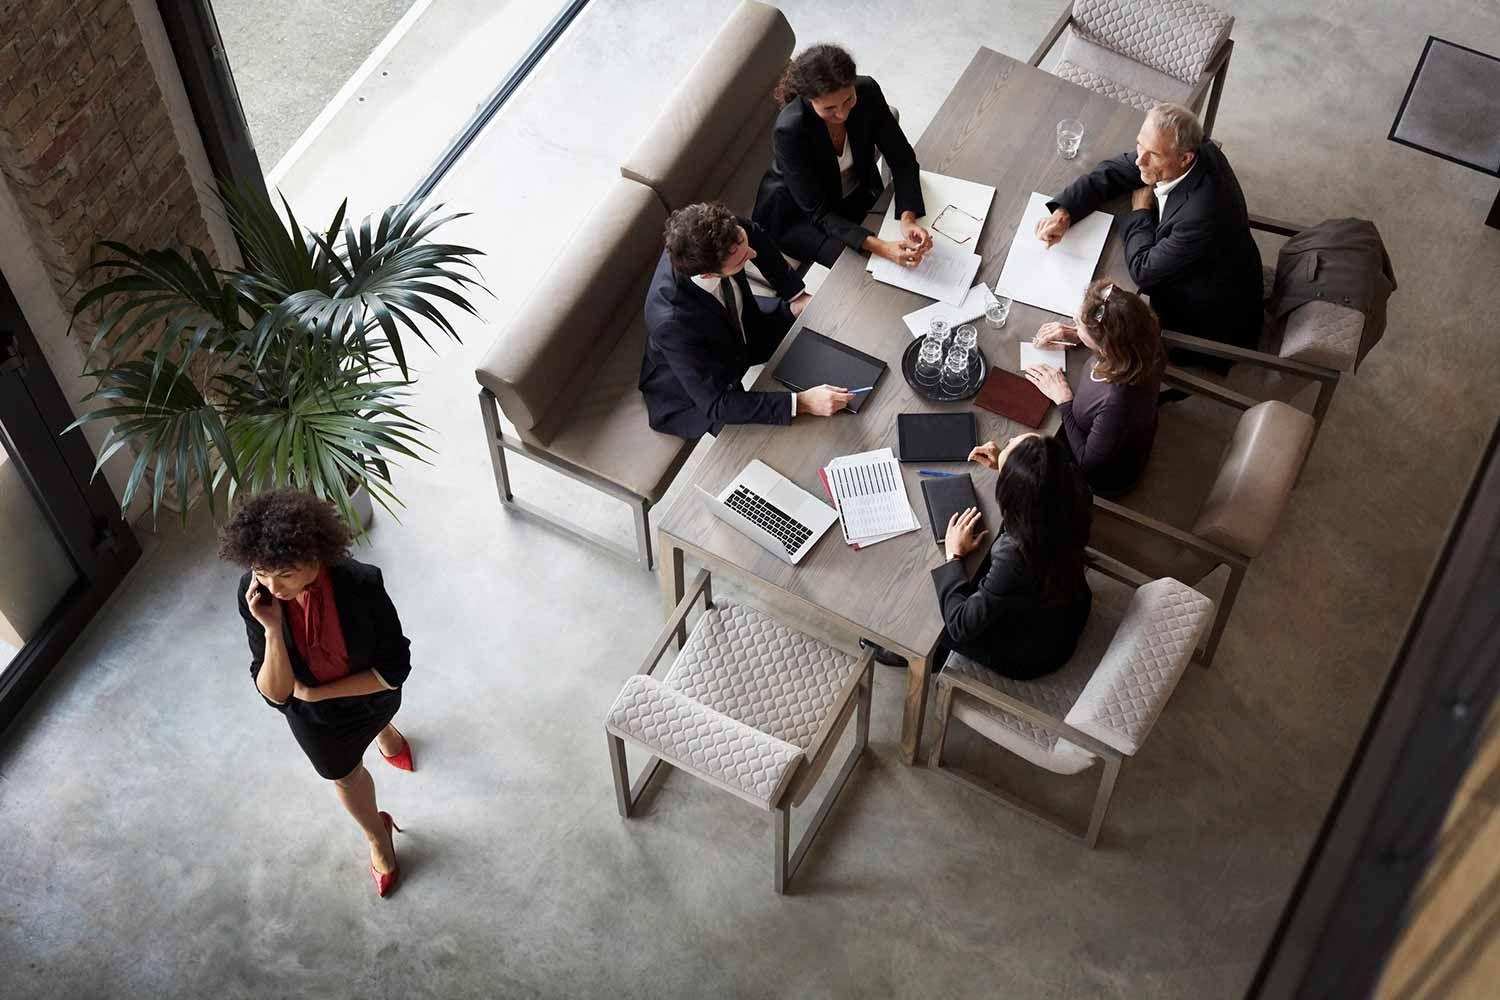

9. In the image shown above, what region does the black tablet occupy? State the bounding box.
[896,412,977,463]
[771,329,886,413]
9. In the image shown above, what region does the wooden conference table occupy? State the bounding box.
[656,47,1145,765]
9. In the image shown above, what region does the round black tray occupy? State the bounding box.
[900,338,989,402]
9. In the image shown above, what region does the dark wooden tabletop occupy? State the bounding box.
[657,46,1144,663]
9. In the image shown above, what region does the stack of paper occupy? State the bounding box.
[903,283,999,338]
[869,171,997,259]
[1020,341,1067,371]
[870,237,981,305]
[818,448,919,548]
[995,192,1113,318]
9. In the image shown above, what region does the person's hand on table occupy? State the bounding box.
[1023,363,1073,404]
[1032,321,1078,348]
[788,291,811,318]
[944,507,989,561]
[1130,187,1155,212]
[967,440,1001,470]
[899,213,933,257]
[875,238,924,268]
[795,384,854,416]
[1035,206,1071,247]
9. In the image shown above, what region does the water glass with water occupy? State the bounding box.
[1056,119,1084,160]
[985,295,1011,328]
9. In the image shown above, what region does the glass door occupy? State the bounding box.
[0,271,139,729]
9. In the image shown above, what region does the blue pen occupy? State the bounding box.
[849,386,875,394]
[918,469,957,477]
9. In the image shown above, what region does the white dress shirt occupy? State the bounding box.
[1152,161,1195,220]
[835,136,858,197]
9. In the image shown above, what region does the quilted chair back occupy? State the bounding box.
[1072,0,1233,84]
[1054,578,1213,766]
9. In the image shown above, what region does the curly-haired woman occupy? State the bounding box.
[219,488,414,897]
[753,43,930,268]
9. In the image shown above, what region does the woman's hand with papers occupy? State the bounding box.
[899,212,933,257]
[1032,322,1079,348]
[871,237,925,268]
[1023,364,1073,404]
[967,440,1001,470]
[944,507,989,561]
[795,385,854,416]
[1034,206,1071,247]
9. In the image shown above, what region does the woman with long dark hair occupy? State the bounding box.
[220,488,414,897]
[753,43,931,268]
[934,433,1093,679]
[1024,278,1166,497]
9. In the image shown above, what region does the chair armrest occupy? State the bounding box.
[636,569,713,676]
[1163,367,1259,410]
[1029,7,1072,66]
[942,671,1121,760]
[1161,329,1342,382]
[1084,546,1153,588]
[1248,213,1307,238]
[1186,37,1233,109]
[789,646,875,805]
[1092,497,1249,570]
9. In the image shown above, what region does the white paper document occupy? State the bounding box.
[1020,341,1067,371]
[823,448,918,546]
[800,262,832,296]
[870,236,981,305]
[995,192,1113,318]
[870,171,997,264]
[902,283,998,338]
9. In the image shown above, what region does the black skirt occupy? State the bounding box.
[284,689,402,779]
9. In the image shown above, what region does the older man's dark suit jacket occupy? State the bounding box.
[639,218,805,440]
[1049,141,1262,348]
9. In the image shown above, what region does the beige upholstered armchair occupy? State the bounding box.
[1030,0,1235,138]
[606,570,875,894]
[930,557,1214,848]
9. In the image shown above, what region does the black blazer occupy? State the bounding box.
[1049,142,1262,348]
[236,558,411,723]
[639,217,805,440]
[932,535,1092,680]
[753,76,924,253]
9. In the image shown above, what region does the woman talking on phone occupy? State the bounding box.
[220,488,414,897]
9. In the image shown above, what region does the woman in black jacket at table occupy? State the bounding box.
[220,488,415,898]
[934,433,1093,679]
[753,43,932,269]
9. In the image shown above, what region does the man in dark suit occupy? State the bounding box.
[1035,103,1262,360]
[640,202,853,439]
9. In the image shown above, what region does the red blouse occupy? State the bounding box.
[287,566,351,683]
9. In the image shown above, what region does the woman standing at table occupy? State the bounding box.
[934,433,1094,679]
[753,43,932,269]
[220,488,414,898]
[1024,279,1165,498]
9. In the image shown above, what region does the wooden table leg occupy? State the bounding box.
[899,650,931,765]
[659,543,686,649]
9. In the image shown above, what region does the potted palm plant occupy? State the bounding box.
[68,186,485,529]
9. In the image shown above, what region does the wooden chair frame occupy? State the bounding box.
[1029,3,1235,138]
[928,550,1180,848]
[607,568,877,894]
[479,387,692,570]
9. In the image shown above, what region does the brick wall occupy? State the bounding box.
[0,0,216,312]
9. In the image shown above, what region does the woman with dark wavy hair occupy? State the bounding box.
[934,433,1093,679]
[753,43,931,268]
[1025,279,1166,497]
[219,488,414,897]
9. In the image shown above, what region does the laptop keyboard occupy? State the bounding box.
[726,486,813,555]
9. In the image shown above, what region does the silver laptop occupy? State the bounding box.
[695,460,839,564]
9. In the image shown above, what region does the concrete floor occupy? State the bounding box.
[3,1,1500,997]
[213,0,418,169]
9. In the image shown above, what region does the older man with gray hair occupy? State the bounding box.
[1036,103,1262,366]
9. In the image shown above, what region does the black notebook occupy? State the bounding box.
[896,412,977,462]
[920,473,982,545]
[771,329,886,413]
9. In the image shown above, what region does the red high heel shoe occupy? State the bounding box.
[379,726,414,772]
[371,811,402,898]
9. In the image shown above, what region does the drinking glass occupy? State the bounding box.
[954,324,978,354]
[940,346,972,393]
[915,338,945,385]
[925,317,951,350]
[1056,119,1084,160]
[985,295,1011,329]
